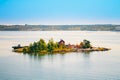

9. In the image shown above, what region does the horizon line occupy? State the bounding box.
[0,24,120,25]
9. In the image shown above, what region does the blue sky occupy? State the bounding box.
[0,0,120,24]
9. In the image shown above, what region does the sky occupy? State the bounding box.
[0,0,120,25]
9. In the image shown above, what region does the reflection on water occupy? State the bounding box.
[24,52,91,61]
[0,31,120,80]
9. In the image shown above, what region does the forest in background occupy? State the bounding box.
[0,24,120,31]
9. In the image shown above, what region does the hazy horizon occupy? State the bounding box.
[1,23,120,25]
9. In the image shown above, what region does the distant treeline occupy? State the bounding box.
[0,24,120,31]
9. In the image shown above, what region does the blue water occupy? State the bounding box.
[0,31,120,80]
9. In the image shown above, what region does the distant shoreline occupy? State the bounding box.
[1,24,120,31]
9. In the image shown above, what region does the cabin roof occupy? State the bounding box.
[58,39,65,44]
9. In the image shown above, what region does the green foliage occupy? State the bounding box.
[24,38,92,54]
[47,38,55,52]
[23,47,27,53]
[28,43,34,53]
[38,39,47,51]
[81,39,91,48]
[26,38,59,53]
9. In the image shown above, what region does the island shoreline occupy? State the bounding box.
[12,39,111,54]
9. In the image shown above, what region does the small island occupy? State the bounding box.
[12,39,111,54]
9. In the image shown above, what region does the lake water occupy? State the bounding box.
[0,31,120,80]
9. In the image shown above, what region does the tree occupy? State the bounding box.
[28,43,34,53]
[82,39,91,48]
[33,42,38,53]
[38,38,47,51]
[23,47,27,53]
[54,42,59,49]
[47,38,55,52]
